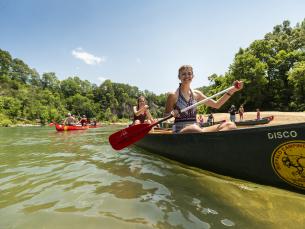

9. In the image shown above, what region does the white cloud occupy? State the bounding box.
[97,76,107,83]
[72,48,106,65]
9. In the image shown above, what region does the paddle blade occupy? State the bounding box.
[49,122,54,127]
[109,124,152,150]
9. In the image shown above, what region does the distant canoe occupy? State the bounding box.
[235,116,274,126]
[55,124,89,131]
[202,116,274,127]
[163,116,274,129]
[135,122,305,194]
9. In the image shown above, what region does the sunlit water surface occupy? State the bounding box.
[0,126,305,229]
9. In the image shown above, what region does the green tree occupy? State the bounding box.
[288,61,305,110]
[41,72,60,92]
[229,52,268,109]
[60,76,82,97]
[0,96,22,119]
[10,58,31,83]
[0,49,13,79]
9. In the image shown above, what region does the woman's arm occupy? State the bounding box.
[194,90,228,109]
[164,92,177,117]
[194,81,243,109]
[146,110,154,122]
[133,105,147,116]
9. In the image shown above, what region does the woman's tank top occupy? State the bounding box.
[133,111,147,123]
[174,87,197,123]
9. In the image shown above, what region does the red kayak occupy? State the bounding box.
[55,124,89,131]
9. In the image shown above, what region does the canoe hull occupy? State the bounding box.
[135,122,305,194]
[235,115,274,126]
[55,124,89,131]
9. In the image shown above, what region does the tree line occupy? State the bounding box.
[1,19,305,126]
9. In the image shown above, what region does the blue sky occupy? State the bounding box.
[1,0,305,94]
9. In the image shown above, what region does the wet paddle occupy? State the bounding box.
[109,82,241,150]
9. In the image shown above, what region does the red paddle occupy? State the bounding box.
[109,81,241,150]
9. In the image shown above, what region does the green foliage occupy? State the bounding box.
[288,61,305,110]
[0,96,21,119]
[65,93,98,118]
[41,72,60,91]
[0,113,13,127]
[223,19,305,111]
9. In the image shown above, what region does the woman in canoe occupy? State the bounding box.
[133,96,155,125]
[164,65,243,133]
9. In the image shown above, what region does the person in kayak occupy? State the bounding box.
[133,96,155,125]
[63,113,76,126]
[164,65,243,133]
[79,115,87,126]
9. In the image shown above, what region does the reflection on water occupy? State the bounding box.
[0,126,305,229]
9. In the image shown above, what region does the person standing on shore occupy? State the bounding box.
[228,105,237,122]
[238,105,244,121]
[198,114,204,127]
[256,108,261,120]
[207,113,214,126]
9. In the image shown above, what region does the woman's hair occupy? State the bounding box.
[178,65,193,78]
[137,96,146,109]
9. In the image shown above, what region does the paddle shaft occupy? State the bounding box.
[151,84,237,128]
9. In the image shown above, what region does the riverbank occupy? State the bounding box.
[0,123,42,127]
[212,111,305,126]
[2,112,304,127]
[101,112,305,126]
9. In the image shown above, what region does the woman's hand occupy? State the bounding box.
[228,80,244,95]
[170,109,180,118]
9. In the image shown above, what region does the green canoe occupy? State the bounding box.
[162,116,274,128]
[235,115,274,126]
[135,122,305,194]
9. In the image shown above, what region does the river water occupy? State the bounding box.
[0,126,305,229]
